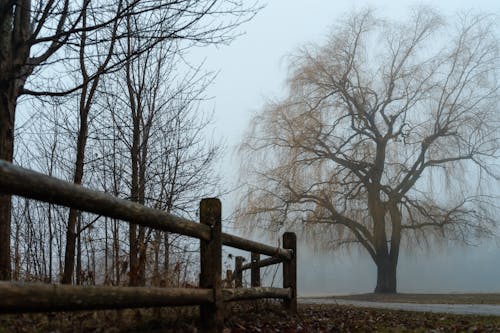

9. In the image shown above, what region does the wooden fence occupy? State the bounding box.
[0,160,296,332]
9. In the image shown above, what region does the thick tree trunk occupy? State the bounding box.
[0,0,33,280]
[374,256,397,293]
[373,203,402,294]
[0,81,16,280]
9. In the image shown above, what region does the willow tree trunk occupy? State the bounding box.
[374,256,397,293]
[374,203,402,294]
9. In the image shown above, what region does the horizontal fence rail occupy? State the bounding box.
[0,160,291,257]
[0,160,211,241]
[223,287,292,302]
[0,282,292,313]
[240,256,284,271]
[0,283,213,313]
[0,160,297,333]
[221,234,292,260]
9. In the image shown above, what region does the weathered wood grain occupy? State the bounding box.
[283,232,297,314]
[0,160,211,241]
[250,252,260,287]
[0,282,212,313]
[234,256,244,288]
[240,256,283,271]
[199,198,223,333]
[222,287,292,302]
[221,233,292,260]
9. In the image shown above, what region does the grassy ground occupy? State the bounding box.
[1,301,500,332]
[328,293,500,305]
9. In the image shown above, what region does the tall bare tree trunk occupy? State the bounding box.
[48,204,53,283]
[164,233,170,286]
[61,115,88,284]
[0,0,33,281]
[113,219,121,285]
[13,213,20,281]
[0,82,15,280]
[152,231,160,286]
[138,227,147,286]
[61,1,117,283]
[128,117,140,286]
[76,216,82,285]
[0,0,30,281]
[126,15,141,284]
[104,217,109,284]
[137,126,149,286]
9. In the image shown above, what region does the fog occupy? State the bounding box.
[191,1,500,295]
[298,241,500,296]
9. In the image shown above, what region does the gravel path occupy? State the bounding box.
[300,297,500,316]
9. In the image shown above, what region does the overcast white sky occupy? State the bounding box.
[192,1,500,294]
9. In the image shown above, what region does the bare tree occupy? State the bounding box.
[237,8,500,293]
[61,0,122,285]
[10,104,72,282]
[0,0,258,280]
[104,35,222,285]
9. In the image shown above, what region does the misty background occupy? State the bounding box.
[191,0,500,295]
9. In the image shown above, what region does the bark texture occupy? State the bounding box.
[0,87,14,279]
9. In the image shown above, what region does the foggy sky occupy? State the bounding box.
[191,1,500,294]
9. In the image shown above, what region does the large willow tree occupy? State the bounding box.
[237,8,499,293]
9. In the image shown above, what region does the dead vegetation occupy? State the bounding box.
[1,301,500,332]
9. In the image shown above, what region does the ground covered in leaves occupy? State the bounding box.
[1,302,500,332]
[226,303,500,332]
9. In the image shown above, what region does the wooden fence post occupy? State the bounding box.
[250,252,260,287]
[234,256,244,288]
[282,232,297,314]
[199,198,223,333]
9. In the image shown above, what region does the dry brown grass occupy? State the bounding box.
[329,293,500,305]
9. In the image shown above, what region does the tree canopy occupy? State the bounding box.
[237,8,500,293]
